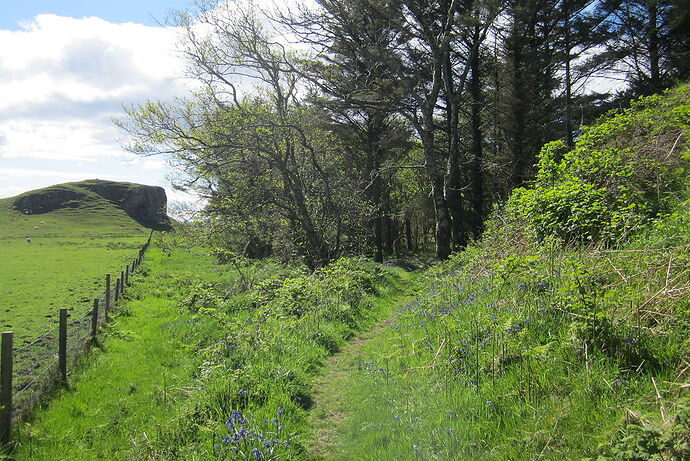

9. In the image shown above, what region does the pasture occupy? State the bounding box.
[0,196,149,345]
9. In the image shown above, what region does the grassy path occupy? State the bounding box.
[308,270,418,459]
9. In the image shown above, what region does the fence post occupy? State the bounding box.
[105,274,111,320]
[59,309,67,387]
[91,299,99,341]
[105,274,112,312]
[123,268,128,288]
[1,331,13,448]
[114,277,120,303]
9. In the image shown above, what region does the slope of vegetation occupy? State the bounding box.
[311,84,690,459]
[0,184,150,345]
[13,232,414,459]
[11,85,689,460]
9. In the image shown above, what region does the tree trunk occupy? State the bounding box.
[646,0,660,91]
[421,126,452,260]
[443,42,466,250]
[469,25,484,238]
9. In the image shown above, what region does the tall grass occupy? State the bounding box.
[13,236,408,460]
[316,85,690,460]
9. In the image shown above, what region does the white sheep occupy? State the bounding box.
[40,221,46,224]
[32,226,39,230]
[26,237,32,243]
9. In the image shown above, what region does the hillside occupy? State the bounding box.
[0,179,169,346]
[1,179,171,231]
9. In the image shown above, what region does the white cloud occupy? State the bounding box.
[0,15,187,117]
[0,14,192,198]
[0,119,124,161]
[0,167,127,180]
[0,5,311,201]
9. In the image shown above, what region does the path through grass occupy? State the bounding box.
[309,270,418,459]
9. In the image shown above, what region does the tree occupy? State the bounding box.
[498,0,561,188]
[118,0,363,269]
[592,0,690,95]
[284,0,416,262]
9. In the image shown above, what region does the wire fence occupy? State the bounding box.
[1,230,154,447]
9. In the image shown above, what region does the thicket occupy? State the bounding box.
[118,0,690,266]
[510,85,690,244]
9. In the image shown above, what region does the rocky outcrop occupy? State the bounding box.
[12,179,171,229]
[119,185,170,227]
[12,187,89,214]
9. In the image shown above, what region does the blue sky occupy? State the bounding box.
[1,0,188,30]
[0,1,194,205]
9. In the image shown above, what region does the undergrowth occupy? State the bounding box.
[150,254,399,459]
[322,84,690,459]
[12,227,405,460]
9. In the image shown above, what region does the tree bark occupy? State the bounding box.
[469,25,484,238]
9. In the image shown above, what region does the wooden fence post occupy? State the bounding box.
[59,309,67,387]
[114,277,120,303]
[91,299,99,340]
[123,268,128,288]
[1,331,13,448]
[105,274,111,320]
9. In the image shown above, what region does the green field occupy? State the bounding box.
[12,240,411,460]
[0,187,154,418]
[0,195,149,345]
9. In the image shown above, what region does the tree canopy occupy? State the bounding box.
[117,0,690,268]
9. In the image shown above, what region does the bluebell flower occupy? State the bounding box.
[251,448,264,461]
[624,336,638,346]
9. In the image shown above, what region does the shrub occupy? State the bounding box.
[509,85,690,244]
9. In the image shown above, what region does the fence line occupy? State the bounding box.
[1,230,154,451]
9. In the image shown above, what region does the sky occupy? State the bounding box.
[0,1,195,206]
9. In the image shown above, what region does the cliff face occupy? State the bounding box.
[119,185,169,227]
[12,180,171,229]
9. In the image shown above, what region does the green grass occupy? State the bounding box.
[12,235,414,460]
[309,207,690,459]
[14,246,227,460]
[0,195,149,344]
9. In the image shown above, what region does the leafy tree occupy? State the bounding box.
[118,0,366,269]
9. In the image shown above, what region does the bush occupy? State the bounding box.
[509,85,690,244]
